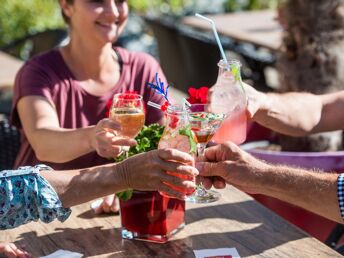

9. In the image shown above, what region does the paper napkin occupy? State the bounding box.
[40,249,83,258]
[194,248,240,258]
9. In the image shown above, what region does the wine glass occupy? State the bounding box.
[109,93,145,158]
[186,103,225,203]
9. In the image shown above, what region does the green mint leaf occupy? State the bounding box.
[116,189,133,201]
[179,125,197,154]
[115,124,165,163]
[230,63,246,96]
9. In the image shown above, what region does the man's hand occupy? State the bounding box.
[196,142,269,194]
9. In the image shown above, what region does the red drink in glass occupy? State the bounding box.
[120,191,185,243]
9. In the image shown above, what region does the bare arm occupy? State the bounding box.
[246,85,344,136]
[197,143,342,223]
[40,164,123,207]
[17,96,135,162]
[18,96,95,162]
[257,165,340,223]
[40,149,197,207]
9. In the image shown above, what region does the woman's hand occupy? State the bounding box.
[119,148,198,199]
[0,242,31,258]
[92,118,137,158]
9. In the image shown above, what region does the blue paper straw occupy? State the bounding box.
[195,13,229,66]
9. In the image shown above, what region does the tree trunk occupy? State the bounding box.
[277,0,344,151]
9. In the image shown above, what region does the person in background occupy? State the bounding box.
[11,0,167,214]
[1,148,197,258]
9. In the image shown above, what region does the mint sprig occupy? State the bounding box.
[179,124,197,155]
[230,62,246,95]
[116,190,133,201]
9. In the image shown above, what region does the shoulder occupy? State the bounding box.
[16,49,64,80]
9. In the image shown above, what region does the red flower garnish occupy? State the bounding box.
[187,86,209,104]
[105,90,139,117]
[160,101,169,112]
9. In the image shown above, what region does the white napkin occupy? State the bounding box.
[194,248,240,258]
[40,249,83,258]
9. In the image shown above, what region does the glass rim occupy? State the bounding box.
[188,103,212,113]
[166,104,190,114]
[218,59,241,68]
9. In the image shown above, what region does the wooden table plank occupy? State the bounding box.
[1,186,341,257]
[0,51,23,91]
[182,10,282,52]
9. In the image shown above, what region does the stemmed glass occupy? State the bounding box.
[186,103,225,203]
[109,93,145,158]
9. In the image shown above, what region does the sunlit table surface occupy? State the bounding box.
[182,10,282,52]
[2,186,341,258]
[0,51,23,91]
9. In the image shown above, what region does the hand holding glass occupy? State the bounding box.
[187,103,225,203]
[109,93,145,157]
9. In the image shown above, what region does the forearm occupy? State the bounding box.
[253,92,322,136]
[40,163,127,208]
[30,126,96,163]
[257,165,342,223]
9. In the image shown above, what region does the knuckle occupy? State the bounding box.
[164,148,174,157]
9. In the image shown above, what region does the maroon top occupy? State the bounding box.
[11,47,166,169]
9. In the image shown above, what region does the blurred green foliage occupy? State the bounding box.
[0,0,64,46]
[0,0,278,47]
[128,0,190,14]
[225,0,278,12]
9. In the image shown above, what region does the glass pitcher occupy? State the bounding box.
[210,59,247,145]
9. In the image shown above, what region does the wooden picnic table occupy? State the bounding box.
[0,51,23,91]
[2,186,341,257]
[182,10,282,52]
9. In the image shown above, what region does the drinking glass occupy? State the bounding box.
[120,105,191,243]
[109,93,145,157]
[186,103,225,203]
[158,104,196,197]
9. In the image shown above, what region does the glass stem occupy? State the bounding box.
[197,143,206,157]
[196,143,209,196]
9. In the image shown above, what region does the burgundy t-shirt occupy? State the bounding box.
[11,47,166,169]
